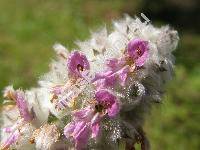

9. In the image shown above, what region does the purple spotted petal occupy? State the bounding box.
[67,51,90,78]
[127,38,149,67]
[95,89,120,118]
[15,90,33,122]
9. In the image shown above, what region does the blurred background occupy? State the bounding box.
[0,0,199,149]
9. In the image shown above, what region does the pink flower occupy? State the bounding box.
[106,57,127,72]
[15,90,34,122]
[95,89,120,118]
[127,38,149,67]
[93,63,130,88]
[64,90,120,149]
[67,51,90,78]
[93,38,149,89]
[93,70,117,89]
[64,107,100,150]
[0,89,34,149]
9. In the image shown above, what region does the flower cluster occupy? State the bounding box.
[0,15,179,150]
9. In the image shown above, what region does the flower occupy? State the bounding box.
[93,60,131,88]
[3,88,33,122]
[64,90,119,149]
[95,89,120,118]
[0,15,179,150]
[0,90,35,149]
[67,51,90,78]
[127,38,149,67]
[93,70,117,89]
[64,107,100,150]
[93,38,149,89]
[106,57,127,71]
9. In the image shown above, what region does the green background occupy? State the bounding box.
[0,0,199,149]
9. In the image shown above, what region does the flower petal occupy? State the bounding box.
[127,38,149,67]
[95,90,115,104]
[67,51,90,78]
[73,107,93,121]
[106,57,126,70]
[116,65,130,86]
[107,101,120,118]
[74,123,90,150]
[135,49,149,67]
[64,122,76,138]
[95,89,120,117]
[91,123,100,138]
[15,90,33,122]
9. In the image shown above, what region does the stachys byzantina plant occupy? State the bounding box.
[0,15,179,150]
